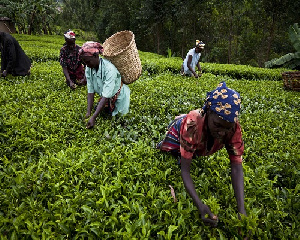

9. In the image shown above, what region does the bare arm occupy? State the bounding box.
[1,70,7,77]
[181,157,218,226]
[231,162,247,216]
[62,67,70,81]
[86,96,108,129]
[62,67,75,88]
[85,93,95,118]
[187,55,198,78]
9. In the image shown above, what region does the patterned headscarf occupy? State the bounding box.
[78,41,104,57]
[64,30,75,39]
[203,81,241,123]
[196,40,205,49]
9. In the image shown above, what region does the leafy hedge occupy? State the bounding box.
[0,35,299,239]
[140,52,289,81]
[13,35,85,63]
[14,34,289,80]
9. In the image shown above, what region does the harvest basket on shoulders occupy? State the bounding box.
[281,71,300,91]
[103,30,142,84]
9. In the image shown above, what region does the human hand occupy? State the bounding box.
[200,204,218,227]
[237,212,251,239]
[78,78,87,85]
[2,70,7,77]
[69,81,76,90]
[86,116,96,129]
[66,78,76,90]
[238,211,247,219]
[82,112,90,122]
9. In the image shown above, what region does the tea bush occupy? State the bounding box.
[0,35,299,239]
[15,34,290,80]
[140,53,289,81]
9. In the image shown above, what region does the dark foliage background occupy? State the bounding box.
[1,0,300,66]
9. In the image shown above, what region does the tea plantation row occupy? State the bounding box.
[16,34,288,81]
[0,35,299,239]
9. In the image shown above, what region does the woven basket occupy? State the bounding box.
[103,30,142,84]
[282,71,300,91]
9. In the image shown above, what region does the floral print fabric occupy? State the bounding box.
[59,44,83,72]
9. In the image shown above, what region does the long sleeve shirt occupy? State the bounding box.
[180,109,244,164]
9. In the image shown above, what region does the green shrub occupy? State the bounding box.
[139,51,289,81]
[0,35,299,239]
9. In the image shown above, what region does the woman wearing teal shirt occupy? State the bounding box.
[79,42,130,129]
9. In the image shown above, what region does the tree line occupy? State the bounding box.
[1,0,299,67]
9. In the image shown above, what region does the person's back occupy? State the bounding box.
[0,32,31,77]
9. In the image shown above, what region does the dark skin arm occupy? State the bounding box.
[231,162,247,216]
[1,69,7,77]
[86,93,108,129]
[187,55,199,78]
[62,67,76,89]
[231,162,250,239]
[85,93,95,119]
[79,75,87,85]
[180,157,218,226]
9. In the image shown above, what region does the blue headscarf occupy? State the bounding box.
[203,81,241,123]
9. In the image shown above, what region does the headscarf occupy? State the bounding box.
[196,40,205,49]
[64,30,75,39]
[203,81,241,123]
[78,41,104,57]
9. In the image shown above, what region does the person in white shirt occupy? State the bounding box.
[181,40,205,78]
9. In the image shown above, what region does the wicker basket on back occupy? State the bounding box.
[103,31,142,84]
[282,71,300,91]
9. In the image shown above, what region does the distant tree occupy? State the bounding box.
[59,0,101,32]
[12,0,296,67]
[94,0,132,42]
[265,23,300,70]
[1,0,58,34]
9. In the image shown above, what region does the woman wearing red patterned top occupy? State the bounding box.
[157,82,246,227]
[59,30,86,90]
